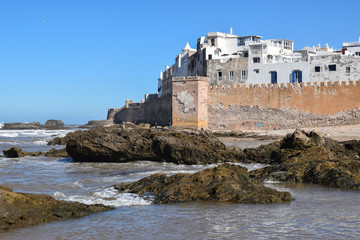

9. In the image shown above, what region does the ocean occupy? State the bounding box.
[0,127,359,239]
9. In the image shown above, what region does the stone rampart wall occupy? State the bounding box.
[208,80,360,130]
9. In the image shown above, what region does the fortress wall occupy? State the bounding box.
[143,93,172,126]
[208,81,360,130]
[172,76,208,129]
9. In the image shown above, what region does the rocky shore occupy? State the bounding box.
[3,147,69,158]
[65,126,244,165]
[2,120,65,130]
[115,163,293,204]
[0,185,113,232]
[62,125,360,190]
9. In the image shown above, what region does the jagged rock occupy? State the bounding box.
[3,147,42,158]
[341,140,360,157]
[250,159,360,189]
[115,163,293,204]
[0,185,113,232]
[245,129,360,189]
[48,136,68,145]
[66,126,245,165]
[45,148,69,158]
[244,129,353,165]
[78,119,114,129]
[3,147,68,158]
[45,119,64,129]
[2,122,42,130]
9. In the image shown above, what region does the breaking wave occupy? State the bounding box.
[54,187,153,207]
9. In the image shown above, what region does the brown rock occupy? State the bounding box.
[3,147,42,158]
[0,185,114,232]
[115,163,293,204]
[66,126,245,165]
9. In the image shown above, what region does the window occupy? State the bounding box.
[243,52,249,58]
[292,70,302,83]
[356,52,360,56]
[253,57,260,63]
[217,71,222,81]
[241,70,246,80]
[346,67,351,74]
[208,54,212,60]
[254,69,259,74]
[191,60,195,69]
[315,66,321,72]
[270,71,277,84]
[229,71,234,81]
[237,38,245,46]
[329,64,336,71]
[211,39,215,46]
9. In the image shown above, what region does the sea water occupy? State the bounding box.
[0,128,359,239]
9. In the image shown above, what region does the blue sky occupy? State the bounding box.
[0,0,359,124]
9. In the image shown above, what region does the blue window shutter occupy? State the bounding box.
[292,71,296,83]
[299,71,302,83]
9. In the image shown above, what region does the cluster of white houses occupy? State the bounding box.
[158,29,360,97]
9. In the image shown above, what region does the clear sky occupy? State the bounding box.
[0,0,359,124]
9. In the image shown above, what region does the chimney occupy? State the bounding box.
[230,26,233,35]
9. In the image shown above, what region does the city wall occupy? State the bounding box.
[208,81,360,130]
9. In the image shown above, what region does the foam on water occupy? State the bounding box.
[54,187,153,207]
[0,122,4,129]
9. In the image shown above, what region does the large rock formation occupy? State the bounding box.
[2,122,42,130]
[3,147,69,158]
[66,126,244,165]
[45,119,64,129]
[247,130,360,189]
[3,120,65,130]
[0,185,113,232]
[115,163,293,204]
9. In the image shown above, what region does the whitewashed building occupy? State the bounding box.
[157,30,360,96]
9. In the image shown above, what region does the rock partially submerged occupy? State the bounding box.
[115,163,293,204]
[3,147,69,158]
[66,126,244,165]
[0,185,113,232]
[3,120,65,130]
[247,130,360,189]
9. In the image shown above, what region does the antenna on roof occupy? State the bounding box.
[230,26,233,35]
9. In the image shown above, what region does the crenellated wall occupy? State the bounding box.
[108,77,360,130]
[208,80,360,130]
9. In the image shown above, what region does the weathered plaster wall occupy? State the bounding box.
[310,55,360,82]
[172,76,208,129]
[207,58,248,85]
[208,81,360,130]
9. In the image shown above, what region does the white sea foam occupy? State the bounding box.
[0,132,20,138]
[0,122,3,129]
[54,187,153,207]
[231,162,269,171]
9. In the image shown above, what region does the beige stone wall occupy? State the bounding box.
[208,81,360,130]
[172,76,208,130]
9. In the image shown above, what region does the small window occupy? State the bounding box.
[217,71,222,81]
[211,39,215,46]
[241,70,247,80]
[191,60,195,69]
[243,52,249,58]
[208,54,212,60]
[253,57,260,63]
[346,67,351,74]
[270,71,277,84]
[254,69,259,74]
[315,66,321,72]
[329,64,336,71]
[356,52,360,56]
[229,71,234,81]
